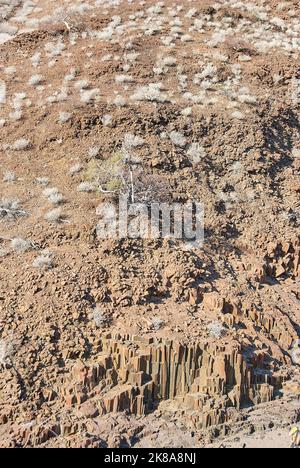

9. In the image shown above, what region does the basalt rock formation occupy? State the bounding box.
[58,334,281,428]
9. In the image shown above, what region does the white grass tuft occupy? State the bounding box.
[0,80,6,104]
[58,112,72,123]
[64,69,76,82]
[238,94,257,104]
[3,171,16,182]
[114,95,126,107]
[161,56,177,67]
[28,75,43,86]
[43,188,64,205]
[4,66,16,75]
[115,75,134,84]
[44,40,66,57]
[69,163,83,175]
[170,131,187,148]
[12,138,30,151]
[44,208,63,223]
[48,192,64,205]
[239,55,252,62]
[0,198,28,219]
[31,52,41,67]
[75,80,89,90]
[9,110,22,122]
[88,147,100,158]
[101,114,112,126]
[187,143,206,164]
[181,107,192,117]
[93,306,107,327]
[207,321,226,338]
[43,187,58,198]
[77,182,97,193]
[131,83,169,103]
[292,148,300,158]
[0,248,9,258]
[36,177,49,186]
[123,133,145,149]
[231,111,245,120]
[81,89,100,104]
[0,340,14,366]
[11,238,31,253]
[32,254,53,270]
[151,317,163,331]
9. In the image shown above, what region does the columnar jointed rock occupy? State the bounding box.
[60,334,282,429]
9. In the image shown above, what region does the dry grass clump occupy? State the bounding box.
[44,207,64,224]
[0,339,14,366]
[170,131,187,148]
[58,112,72,123]
[28,74,43,86]
[69,163,83,175]
[43,188,65,205]
[3,171,16,182]
[207,321,227,338]
[77,181,97,193]
[0,199,28,220]
[131,83,170,103]
[12,138,31,151]
[11,238,32,253]
[151,317,164,331]
[93,307,109,328]
[32,253,53,270]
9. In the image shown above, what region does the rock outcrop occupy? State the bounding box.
[59,334,282,430]
[265,238,300,280]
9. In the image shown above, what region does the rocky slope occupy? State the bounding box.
[0,0,299,448]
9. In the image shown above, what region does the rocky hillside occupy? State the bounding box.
[0,0,299,448]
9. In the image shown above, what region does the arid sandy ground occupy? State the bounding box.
[0,0,300,448]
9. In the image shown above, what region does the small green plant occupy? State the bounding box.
[81,134,169,204]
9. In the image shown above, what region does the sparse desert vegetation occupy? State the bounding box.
[0,0,300,450]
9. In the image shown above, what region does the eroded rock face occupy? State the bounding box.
[4,333,281,447]
[58,334,280,430]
